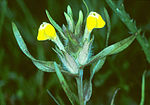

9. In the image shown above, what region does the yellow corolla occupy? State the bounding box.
[86,12,105,31]
[37,22,56,41]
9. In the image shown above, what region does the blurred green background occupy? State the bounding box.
[0,0,150,105]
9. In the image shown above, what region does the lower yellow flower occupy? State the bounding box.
[37,22,56,41]
[86,12,105,31]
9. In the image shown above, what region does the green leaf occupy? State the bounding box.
[90,57,106,79]
[83,80,92,104]
[110,88,120,105]
[64,12,74,32]
[75,10,83,36]
[54,62,77,105]
[86,59,106,104]
[88,34,136,64]
[32,60,56,72]
[45,10,67,40]
[67,5,73,17]
[82,0,89,17]
[90,7,111,77]
[104,7,111,47]
[66,5,74,32]
[106,0,150,63]
[12,22,58,72]
[140,71,147,105]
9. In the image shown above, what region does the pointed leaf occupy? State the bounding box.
[104,7,111,47]
[12,22,59,72]
[90,8,111,77]
[140,71,147,105]
[83,80,92,104]
[64,12,74,32]
[88,34,136,64]
[67,5,73,17]
[82,0,89,17]
[110,88,120,105]
[106,0,150,63]
[90,57,106,79]
[54,62,77,105]
[32,60,56,72]
[66,5,74,32]
[45,10,67,40]
[75,10,83,36]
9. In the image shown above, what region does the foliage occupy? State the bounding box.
[0,0,150,105]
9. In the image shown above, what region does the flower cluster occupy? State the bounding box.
[37,7,105,74]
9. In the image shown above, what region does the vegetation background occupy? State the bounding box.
[0,0,150,105]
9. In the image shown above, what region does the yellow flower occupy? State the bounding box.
[37,22,56,41]
[86,12,105,31]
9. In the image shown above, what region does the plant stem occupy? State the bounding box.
[105,0,150,63]
[76,69,84,105]
[54,62,76,105]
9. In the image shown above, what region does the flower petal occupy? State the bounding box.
[44,23,56,40]
[86,15,97,31]
[86,12,105,31]
[37,22,56,41]
[95,14,105,28]
[37,28,47,41]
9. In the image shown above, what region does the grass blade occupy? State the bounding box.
[110,88,120,105]
[104,7,111,47]
[47,89,60,105]
[140,71,147,105]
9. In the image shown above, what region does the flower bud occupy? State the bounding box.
[37,22,56,41]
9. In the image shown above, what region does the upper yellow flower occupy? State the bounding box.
[37,22,56,41]
[86,12,105,31]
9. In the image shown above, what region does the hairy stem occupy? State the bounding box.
[76,69,84,105]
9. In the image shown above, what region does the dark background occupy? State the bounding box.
[0,0,150,105]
